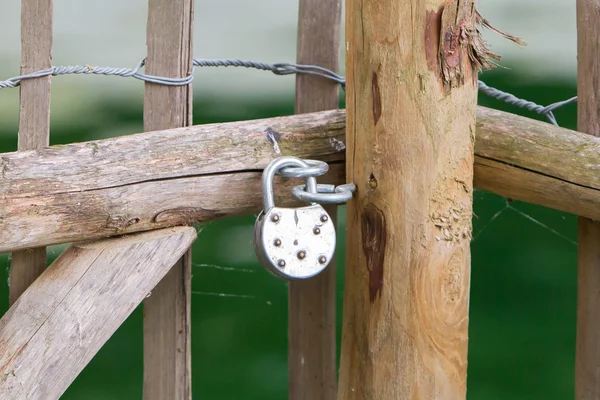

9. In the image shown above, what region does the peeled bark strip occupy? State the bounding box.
[337,0,478,398]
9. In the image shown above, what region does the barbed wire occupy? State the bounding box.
[0,57,576,126]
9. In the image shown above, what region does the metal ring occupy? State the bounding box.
[291,183,356,204]
[262,157,317,210]
[278,159,329,179]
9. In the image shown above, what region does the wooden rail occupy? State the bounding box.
[0,0,596,397]
[0,227,197,399]
[1,107,599,254]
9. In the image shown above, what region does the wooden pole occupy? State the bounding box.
[142,0,194,398]
[0,227,197,400]
[10,0,53,304]
[338,0,478,398]
[289,1,341,399]
[575,1,600,399]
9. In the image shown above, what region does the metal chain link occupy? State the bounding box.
[275,158,355,205]
[292,182,356,204]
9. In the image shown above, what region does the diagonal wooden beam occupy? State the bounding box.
[0,106,598,254]
[0,227,197,400]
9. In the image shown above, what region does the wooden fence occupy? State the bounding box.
[0,0,598,398]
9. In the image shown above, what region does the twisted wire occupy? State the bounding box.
[0,57,577,125]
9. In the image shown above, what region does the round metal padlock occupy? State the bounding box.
[253,157,336,280]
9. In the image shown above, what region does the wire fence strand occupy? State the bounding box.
[0,57,577,126]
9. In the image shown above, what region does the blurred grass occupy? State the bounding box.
[0,69,579,399]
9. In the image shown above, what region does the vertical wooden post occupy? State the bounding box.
[575,2,600,399]
[288,0,341,399]
[142,0,193,398]
[338,0,478,398]
[10,0,53,305]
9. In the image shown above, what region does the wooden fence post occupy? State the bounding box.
[338,0,478,398]
[10,0,53,305]
[288,1,341,399]
[575,1,600,399]
[142,0,194,398]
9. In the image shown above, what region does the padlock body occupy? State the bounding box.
[253,204,336,279]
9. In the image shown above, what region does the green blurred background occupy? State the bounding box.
[0,68,579,399]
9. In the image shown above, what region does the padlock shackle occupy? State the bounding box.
[262,156,317,210]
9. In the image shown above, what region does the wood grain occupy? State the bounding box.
[338,0,477,398]
[10,0,53,305]
[142,0,194,398]
[575,1,600,399]
[0,227,197,400]
[1,107,600,254]
[0,110,345,199]
[289,1,341,399]
[474,156,600,219]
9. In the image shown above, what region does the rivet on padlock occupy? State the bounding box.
[253,156,336,280]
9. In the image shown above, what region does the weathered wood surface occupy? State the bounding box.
[142,0,194,398]
[337,0,477,398]
[0,110,345,198]
[1,107,600,254]
[18,0,52,152]
[0,227,197,400]
[10,0,53,305]
[289,1,341,399]
[575,1,600,399]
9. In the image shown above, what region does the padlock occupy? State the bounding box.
[253,156,336,280]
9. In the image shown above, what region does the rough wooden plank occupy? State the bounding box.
[142,0,194,398]
[0,110,345,198]
[0,227,197,400]
[1,162,345,253]
[337,0,478,398]
[288,1,341,399]
[143,253,192,400]
[474,156,600,219]
[2,107,600,253]
[10,0,53,305]
[4,106,597,199]
[575,2,600,399]
[474,107,600,191]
